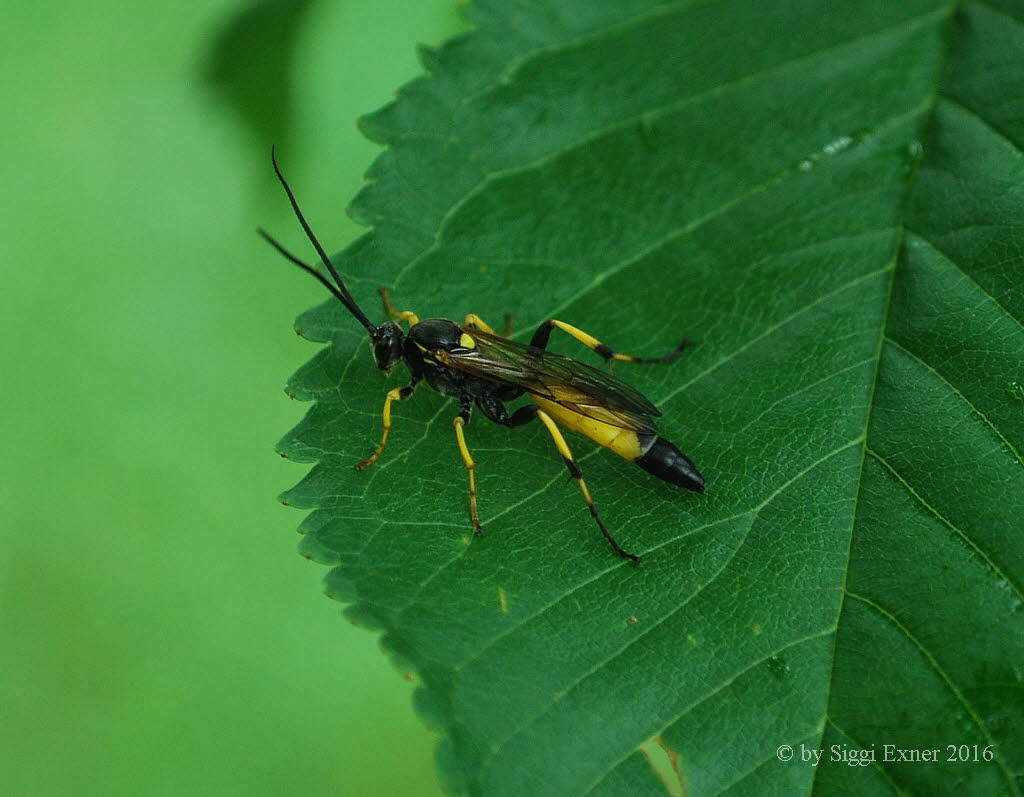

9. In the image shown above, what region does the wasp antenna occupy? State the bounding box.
[269,147,376,333]
[257,228,365,314]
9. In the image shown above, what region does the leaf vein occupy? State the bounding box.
[904,230,1024,334]
[452,513,743,673]
[584,630,836,796]
[736,357,877,434]
[845,590,1020,794]
[940,91,1024,160]
[388,15,942,293]
[658,264,892,407]
[866,447,1024,604]
[452,436,861,672]
[823,719,904,795]
[479,440,860,776]
[710,731,823,797]
[976,0,1024,26]
[883,336,1024,467]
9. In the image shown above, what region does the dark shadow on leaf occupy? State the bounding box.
[204,0,318,149]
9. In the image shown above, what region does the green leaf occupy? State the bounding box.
[276,1,1024,794]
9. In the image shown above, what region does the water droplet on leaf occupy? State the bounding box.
[768,656,790,679]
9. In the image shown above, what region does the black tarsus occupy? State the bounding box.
[477,398,642,564]
[267,147,376,334]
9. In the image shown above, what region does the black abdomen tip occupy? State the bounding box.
[635,437,706,492]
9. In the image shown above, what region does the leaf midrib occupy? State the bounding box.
[389,6,959,790]
[443,2,1024,793]
[809,4,1023,794]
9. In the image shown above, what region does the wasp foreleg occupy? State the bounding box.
[379,286,420,327]
[356,382,417,470]
[464,313,516,337]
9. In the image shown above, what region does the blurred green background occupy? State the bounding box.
[1,2,467,794]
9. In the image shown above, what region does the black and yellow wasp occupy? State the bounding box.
[262,152,705,563]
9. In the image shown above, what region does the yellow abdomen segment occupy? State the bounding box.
[530,396,653,462]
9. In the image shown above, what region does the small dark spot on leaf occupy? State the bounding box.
[638,115,660,150]
[768,655,790,679]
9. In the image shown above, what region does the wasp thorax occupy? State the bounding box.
[408,318,464,352]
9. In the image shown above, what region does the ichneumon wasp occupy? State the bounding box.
[262,151,705,563]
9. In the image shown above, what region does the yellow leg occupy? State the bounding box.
[464,313,496,334]
[453,414,483,535]
[533,319,691,364]
[464,313,515,337]
[356,384,414,470]
[380,286,420,327]
[534,409,641,563]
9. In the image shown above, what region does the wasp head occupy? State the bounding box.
[371,322,405,372]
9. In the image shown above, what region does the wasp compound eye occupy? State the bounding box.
[372,323,404,372]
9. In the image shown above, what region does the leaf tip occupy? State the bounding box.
[416,42,440,72]
[342,603,387,630]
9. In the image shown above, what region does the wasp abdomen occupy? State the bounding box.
[635,437,706,492]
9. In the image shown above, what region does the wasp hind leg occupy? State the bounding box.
[530,319,691,364]
[452,405,483,535]
[356,383,416,470]
[487,401,641,563]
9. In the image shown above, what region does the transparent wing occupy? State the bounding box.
[440,327,661,433]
